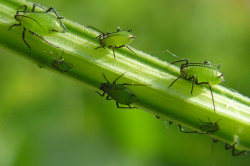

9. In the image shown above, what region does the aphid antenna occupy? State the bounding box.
[51,50,64,61]
[166,50,184,60]
[87,25,104,34]
[113,72,126,84]
[102,73,110,83]
[215,119,221,123]
[171,59,188,65]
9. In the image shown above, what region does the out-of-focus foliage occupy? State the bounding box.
[0,0,249,166]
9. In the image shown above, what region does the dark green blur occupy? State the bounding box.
[0,0,249,166]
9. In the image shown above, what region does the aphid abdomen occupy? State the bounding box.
[104,84,137,105]
[104,34,130,47]
[22,13,62,35]
[184,66,224,85]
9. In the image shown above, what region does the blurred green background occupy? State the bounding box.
[0,0,249,166]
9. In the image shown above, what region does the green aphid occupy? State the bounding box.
[172,117,219,134]
[9,3,66,48]
[169,59,225,112]
[94,27,136,59]
[199,117,220,135]
[52,53,74,73]
[96,73,145,108]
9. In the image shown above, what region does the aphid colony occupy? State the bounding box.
[9,3,245,157]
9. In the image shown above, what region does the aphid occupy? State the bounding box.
[168,51,224,112]
[96,73,145,108]
[93,27,136,59]
[225,143,246,156]
[52,52,74,73]
[9,3,66,48]
[176,117,220,134]
[199,117,220,135]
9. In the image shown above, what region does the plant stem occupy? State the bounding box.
[0,0,249,151]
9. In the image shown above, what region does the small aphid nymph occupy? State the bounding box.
[175,117,220,135]
[9,3,66,48]
[94,27,136,59]
[52,52,74,73]
[96,73,145,108]
[168,53,225,112]
[199,117,220,135]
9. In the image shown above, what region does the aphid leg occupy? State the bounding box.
[28,30,59,48]
[46,7,67,32]
[87,26,104,34]
[116,102,136,109]
[102,73,110,83]
[199,116,211,124]
[113,73,126,84]
[106,95,113,100]
[190,75,196,95]
[225,143,246,156]
[16,5,27,15]
[22,27,31,48]
[8,23,22,30]
[217,64,221,69]
[96,91,105,97]
[128,105,137,109]
[170,59,188,65]
[178,124,198,133]
[95,33,104,39]
[95,46,103,49]
[169,76,183,88]
[32,3,47,12]
[116,45,135,54]
[197,82,215,112]
[213,139,219,143]
[125,45,135,54]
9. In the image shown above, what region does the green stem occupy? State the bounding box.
[0,0,249,151]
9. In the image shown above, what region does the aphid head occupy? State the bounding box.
[100,83,109,91]
[129,35,136,40]
[180,64,186,75]
[218,72,225,83]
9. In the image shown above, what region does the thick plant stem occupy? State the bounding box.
[0,0,249,151]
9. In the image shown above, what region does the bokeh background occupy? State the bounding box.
[0,0,249,165]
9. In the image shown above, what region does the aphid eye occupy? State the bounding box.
[129,35,136,39]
